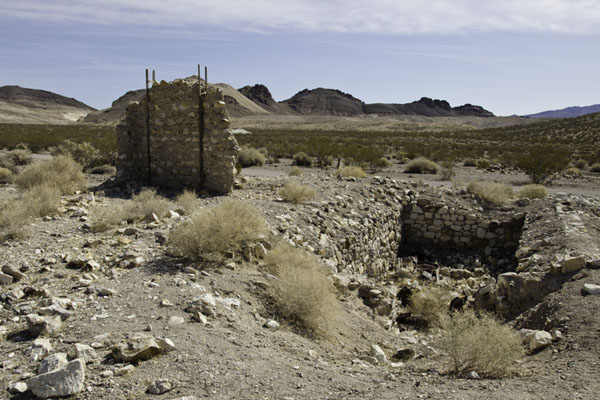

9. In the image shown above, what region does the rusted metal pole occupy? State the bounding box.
[145,69,152,184]
[152,70,156,82]
[204,66,208,90]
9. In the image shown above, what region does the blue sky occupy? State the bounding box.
[1,0,599,116]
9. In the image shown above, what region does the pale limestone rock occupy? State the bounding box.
[27,358,85,398]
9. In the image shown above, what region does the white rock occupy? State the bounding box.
[0,272,14,285]
[39,353,68,374]
[561,256,586,274]
[27,314,63,337]
[115,365,135,376]
[520,329,553,352]
[169,316,185,325]
[264,319,280,330]
[156,337,176,352]
[466,371,481,379]
[27,358,86,398]
[75,343,98,363]
[147,379,176,395]
[582,283,600,296]
[31,338,53,361]
[8,381,28,394]
[370,344,387,364]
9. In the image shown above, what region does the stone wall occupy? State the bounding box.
[400,195,525,271]
[116,79,239,194]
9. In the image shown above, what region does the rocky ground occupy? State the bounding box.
[1,160,600,399]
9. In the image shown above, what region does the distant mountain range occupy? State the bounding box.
[0,81,494,125]
[526,104,600,119]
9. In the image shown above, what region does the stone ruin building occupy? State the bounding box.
[116,75,239,194]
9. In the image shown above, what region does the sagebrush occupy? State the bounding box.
[467,181,513,205]
[237,146,265,167]
[436,309,525,377]
[517,184,547,199]
[409,285,451,328]
[16,155,85,195]
[264,244,340,338]
[405,157,440,174]
[169,199,268,260]
[336,166,366,178]
[279,182,316,204]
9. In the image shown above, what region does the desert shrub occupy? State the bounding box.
[264,244,340,337]
[440,161,456,181]
[516,184,547,199]
[316,155,334,168]
[237,146,265,167]
[436,309,525,377]
[7,149,32,166]
[336,166,366,178]
[590,163,600,173]
[467,181,513,205]
[52,140,105,170]
[405,157,440,174]
[169,199,268,260]
[0,167,14,184]
[279,182,316,204]
[293,152,313,167]
[16,155,85,195]
[127,189,171,221]
[372,157,392,169]
[564,167,583,178]
[463,159,477,167]
[0,198,30,240]
[89,206,127,232]
[21,184,62,218]
[476,159,490,170]
[515,148,570,184]
[88,164,116,175]
[573,159,588,169]
[409,285,451,328]
[288,166,302,176]
[176,189,198,215]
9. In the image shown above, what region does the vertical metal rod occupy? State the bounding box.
[198,64,205,187]
[204,66,208,90]
[145,69,152,184]
[152,70,156,82]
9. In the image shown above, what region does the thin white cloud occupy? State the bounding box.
[1,0,600,34]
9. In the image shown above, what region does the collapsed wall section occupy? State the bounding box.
[116,80,239,194]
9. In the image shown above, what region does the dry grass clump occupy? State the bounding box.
[22,184,62,218]
[0,167,14,184]
[409,285,452,327]
[0,198,30,240]
[467,181,514,205]
[436,309,525,378]
[279,182,316,204]
[16,155,85,195]
[264,244,340,337]
[573,159,587,169]
[564,167,583,178]
[293,152,313,167]
[590,163,600,173]
[517,184,547,199]
[175,189,198,215]
[7,149,32,166]
[51,139,106,170]
[405,157,440,174]
[336,166,366,178]
[288,166,302,176]
[89,206,127,232]
[372,157,392,169]
[169,199,268,260]
[238,146,265,167]
[440,161,456,181]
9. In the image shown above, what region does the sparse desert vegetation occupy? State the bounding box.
[279,181,316,204]
[237,146,266,167]
[16,154,85,195]
[517,184,548,199]
[405,157,441,174]
[336,166,366,178]
[467,181,514,205]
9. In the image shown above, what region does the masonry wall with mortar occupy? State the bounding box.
[116,80,239,194]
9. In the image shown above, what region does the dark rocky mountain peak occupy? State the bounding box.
[238,84,276,106]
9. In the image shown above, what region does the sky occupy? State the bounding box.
[1,0,599,116]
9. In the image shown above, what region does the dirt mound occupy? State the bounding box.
[0,85,95,124]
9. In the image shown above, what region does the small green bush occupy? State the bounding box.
[0,167,14,184]
[516,148,570,184]
[279,182,316,204]
[590,163,600,173]
[405,157,440,174]
[293,152,313,167]
[169,199,268,260]
[517,184,547,199]
[573,159,587,169]
[264,244,340,337]
[16,155,85,195]
[372,157,392,169]
[52,139,104,170]
[237,146,265,167]
[467,181,514,205]
[564,167,582,178]
[476,159,490,170]
[440,161,456,181]
[7,149,32,166]
[463,159,477,167]
[436,309,525,377]
[336,166,366,178]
